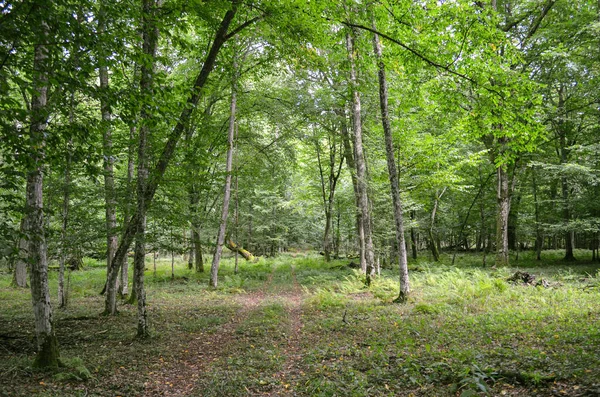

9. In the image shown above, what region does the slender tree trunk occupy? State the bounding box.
[12,219,28,288]
[561,173,575,260]
[372,25,409,300]
[532,167,543,261]
[98,6,119,289]
[409,211,417,260]
[193,225,203,272]
[103,3,240,314]
[188,228,194,269]
[508,194,521,251]
[428,189,444,262]
[132,0,161,337]
[58,36,79,307]
[27,15,60,367]
[346,30,375,282]
[558,91,575,260]
[315,137,343,262]
[339,109,363,265]
[120,126,135,298]
[58,146,70,308]
[315,142,331,262]
[334,203,341,259]
[210,55,237,288]
[234,130,239,273]
[171,230,175,280]
[495,165,511,266]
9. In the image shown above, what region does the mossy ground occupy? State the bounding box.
[0,250,599,396]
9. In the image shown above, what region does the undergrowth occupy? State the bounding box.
[0,250,598,396]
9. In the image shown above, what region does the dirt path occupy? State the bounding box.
[266,265,306,396]
[143,269,276,396]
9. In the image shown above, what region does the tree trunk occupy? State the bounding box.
[532,166,543,261]
[98,6,119,288]
[192,226,203,272]
[508,194,521,251]
[234,136,239,273]
[188,228,194,269]
[120,125,135,299]
[495,165,511,266]
[171,231,175,280]
[315,136,344,263]
[210,54,238,288]
[372,25,409,300]
[346,30,375,282]
[132,0,161,338]
[428,189,444,262]
[103,3,240,315]
[27,15,60,367]
[334,204,341,259]
[58,145,70,308]
[338,109,364,268]
[12,219,28,288]
[410,211,418,260]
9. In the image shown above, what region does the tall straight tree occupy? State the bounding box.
[210,51,238,288]
[26,6,60,367]
[98,4,119,286]
[345,28,375,281]
[131,0,161,337]
[371,24,410,301]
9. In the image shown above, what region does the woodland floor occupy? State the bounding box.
[1,250,600,396]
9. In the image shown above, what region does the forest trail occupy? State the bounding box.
[143,267,277,396]
[265,265,306,396]
[142,263,310,396]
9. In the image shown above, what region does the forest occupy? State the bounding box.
[1,0,599,395]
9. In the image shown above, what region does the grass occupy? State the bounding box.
[0,250,599,396]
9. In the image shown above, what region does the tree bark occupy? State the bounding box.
[495,164,511,266]
[346,29,375,282]
[210,54,238,288]
[104,2,240,315]
[372,24,409,300]
[27,15,60,367]
[12,219,28,288]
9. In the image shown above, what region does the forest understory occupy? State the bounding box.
[1,251,599,397]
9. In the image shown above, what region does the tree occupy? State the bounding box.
[345,27,375,281]
[25,4,60,367]
[210,49,239,288]
[371,20,409,301]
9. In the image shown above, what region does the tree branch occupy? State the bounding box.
[341,21,503,98]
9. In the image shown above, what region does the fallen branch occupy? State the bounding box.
[225,238,254,261]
